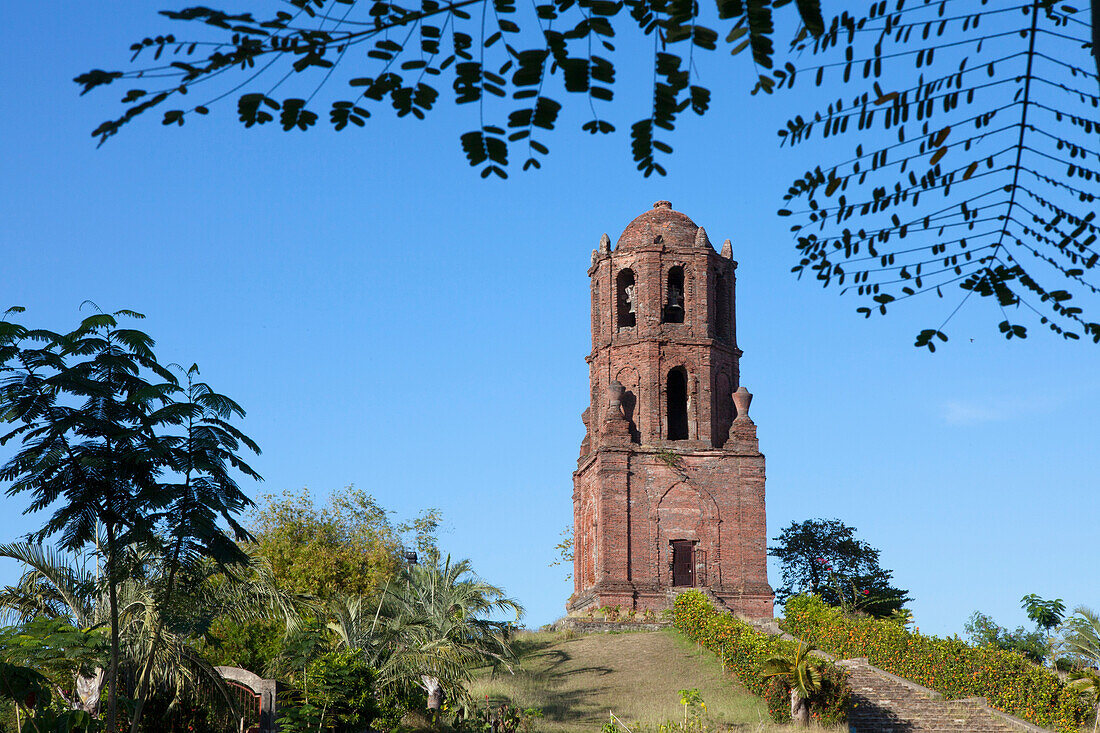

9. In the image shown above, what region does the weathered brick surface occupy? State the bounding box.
[568,202,774,619]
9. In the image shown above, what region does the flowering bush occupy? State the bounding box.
[763,677,792,723]
[672,591,849,725]
[782,595,1091,732]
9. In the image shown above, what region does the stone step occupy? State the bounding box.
[837,659,1020,733]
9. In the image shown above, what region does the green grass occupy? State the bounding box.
[467,629,838,732]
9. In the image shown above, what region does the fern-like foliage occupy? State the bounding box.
[76,1,1100,343]
[778,1,1100,347]
[75,0,823,177]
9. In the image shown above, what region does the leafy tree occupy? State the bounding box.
[768,518,910,618]
[397,507,444,565]
[964,610,1046,663]
[249,486,405,600]
[1021,593,1066,633]
[549,525,574,581]
[0,540,301,729]
[1059,605,1100,667]
[780,2,1100,346]
[0,537,301,726]
[384,555,522,713]
[72,3,1100,341]
[0,660,99,733]
[129,363,262,733]
[0,619,106,719]
[0,307,177,731]
[0,542,109,717]
[762,642,824,726]
[199,616,285,674]
[0,308,266,731]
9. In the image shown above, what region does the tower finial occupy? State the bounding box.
[732,386,753,422]
[599,232,611,254]
[721,238,733,258]
[653,200,672,209]
[695,227,711,248]
[607,380,626,416]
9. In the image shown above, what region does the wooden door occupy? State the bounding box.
[671,540,693,587]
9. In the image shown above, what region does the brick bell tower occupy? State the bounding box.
[568,201,773,618]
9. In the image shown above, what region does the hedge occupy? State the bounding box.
[781,595,1090,732]
[672,591,849,725]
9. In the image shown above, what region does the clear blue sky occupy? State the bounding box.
[1,3,1097,638]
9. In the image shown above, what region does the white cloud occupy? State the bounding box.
[941,400,1009,424]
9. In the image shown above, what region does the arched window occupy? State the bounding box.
[714,272,730,340]
[616,269,636,329]
[667,367,689,441]
[663,266,685,323]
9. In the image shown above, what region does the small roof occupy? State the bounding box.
[616,201,699,251]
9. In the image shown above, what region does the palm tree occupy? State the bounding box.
[762,642,824,726]
[327,556,523,716]
[0,539,301,724]
[1068,669,1100,733]
[1060,606,1100,667]
[0,540,107,715]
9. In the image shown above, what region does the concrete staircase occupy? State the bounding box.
[838,658,1041,733]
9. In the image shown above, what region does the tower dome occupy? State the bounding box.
[616,200,700,251]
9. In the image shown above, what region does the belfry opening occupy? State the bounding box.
[666,367,688,441]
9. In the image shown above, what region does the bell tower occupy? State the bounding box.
[569,201,773,617]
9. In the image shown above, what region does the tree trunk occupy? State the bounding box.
[422,675,444,723]
[105,522,121,733]
[790,689,809,726]
[130,536,184,733]
[75,669,106,715]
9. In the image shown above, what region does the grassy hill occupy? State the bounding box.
[468,629,824,732]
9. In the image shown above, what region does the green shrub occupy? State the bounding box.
[812,665,851,726]
[763,678,792,724]
[278,650,378,733]
[672,591,849,725]
[781,595,1090,732]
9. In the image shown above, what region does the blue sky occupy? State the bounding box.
[1,3,1097,639]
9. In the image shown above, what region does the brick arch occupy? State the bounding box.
[662,264,687,324]
[655,482,721,587]
[615,365,641,443]
[656,482,720,526]
[616,267,637,329]
[215,667,277,733]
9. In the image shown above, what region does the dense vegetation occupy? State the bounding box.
[769,518,910,619]
[0,308,523,733]
[671,590,849,726]
[781,594,1091,732]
